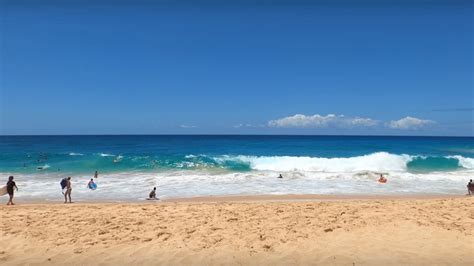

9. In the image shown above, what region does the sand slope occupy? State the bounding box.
[1,197,473,265]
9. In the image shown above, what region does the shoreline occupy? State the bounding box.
[7,192,468,205]
[166,193,467,202]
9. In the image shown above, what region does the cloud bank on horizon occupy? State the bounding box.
[268,114,378,128]
[267,114,435,130]
[387,117,435,130]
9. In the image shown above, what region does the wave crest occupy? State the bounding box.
[218,152,411,172]
[448,155,474,169]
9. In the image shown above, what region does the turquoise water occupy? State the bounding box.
[406,156,462,172]
[0,135,473,200]
[1,135,473,173]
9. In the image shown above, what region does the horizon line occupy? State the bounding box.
[1,134,473,138]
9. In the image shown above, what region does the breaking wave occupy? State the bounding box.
[213,152,473,173]
[6,152,474,174]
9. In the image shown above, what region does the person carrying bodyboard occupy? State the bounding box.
[60,177,68,194]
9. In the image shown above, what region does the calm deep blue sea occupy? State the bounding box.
[1,135,473,200]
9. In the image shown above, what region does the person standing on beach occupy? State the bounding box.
[6,176,18,205]
[94,171,98,179]
[467,179,474,195]
[64,177,72,203]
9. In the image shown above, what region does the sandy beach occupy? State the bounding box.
[1,195,473,265]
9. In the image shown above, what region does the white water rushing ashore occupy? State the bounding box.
[2,168,472,202]
[3,152,474,201]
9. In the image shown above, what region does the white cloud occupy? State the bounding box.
[268,114,378,128]
[179,125,197,129]
[234,123,266,128]
[346,117,379,127]
[388,116,435,130]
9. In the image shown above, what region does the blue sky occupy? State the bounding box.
[1,0,472,136]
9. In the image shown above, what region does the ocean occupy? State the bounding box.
[1,135,473,201]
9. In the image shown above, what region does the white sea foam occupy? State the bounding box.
[36,164,50,170]
[113,155,124,163]
[4,153,473,201]
[69,152,84,156]
[448,155,474,169]
[218,152,412,172]
[4,167,471,201]
[99,153,115,157]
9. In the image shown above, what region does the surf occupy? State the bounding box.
[220,152,411,172]
[214,153,473,173]
[3,152,474,174]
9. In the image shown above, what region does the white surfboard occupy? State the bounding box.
[0,186,7,196]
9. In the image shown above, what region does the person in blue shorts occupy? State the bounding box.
[88,178,96,190]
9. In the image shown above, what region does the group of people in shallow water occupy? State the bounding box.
[59,171,99,203]
[3,174,474,205]
[3,170,160,205]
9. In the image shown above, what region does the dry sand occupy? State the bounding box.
[1,196,473,265]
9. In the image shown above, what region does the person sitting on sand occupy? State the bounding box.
[148,187,157,200]
[64,177,72,203]
[467,179,474,195]
[378,174,387,183]
[6,176,18,205]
